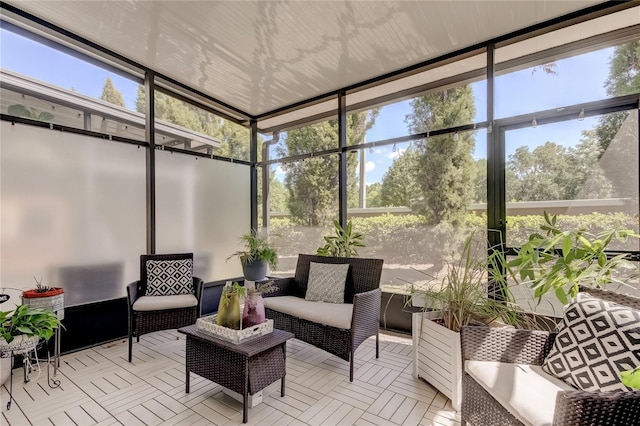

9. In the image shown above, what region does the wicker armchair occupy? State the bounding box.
[264,254,383,382]
[127,253,203,362]
[460,287,640,426]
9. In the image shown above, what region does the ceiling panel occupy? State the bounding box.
[4,1,603,117]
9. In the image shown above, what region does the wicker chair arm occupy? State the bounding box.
[126,281,142,307]
[461,326,556,365]
[193,276,204,316]
[352,288,382,331]
[553,389,640,425]
[265,277,296,297]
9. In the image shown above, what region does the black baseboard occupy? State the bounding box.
[380,291,419,334]
[61,298,128,354]
[52,286,413,354]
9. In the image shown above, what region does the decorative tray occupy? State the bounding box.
[195,315,273,344]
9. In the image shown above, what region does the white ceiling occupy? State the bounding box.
[4,1,604,119]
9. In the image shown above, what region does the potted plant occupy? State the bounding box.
[227,231,278,281]
[0,304,62,385]
[242,281,277,327]
[411,232,532,411]
[317,219,365,257]
[22,277,64,320]
[508,212,640,305]
[216,282,246,330]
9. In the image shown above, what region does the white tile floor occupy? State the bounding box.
[1,331,460,426]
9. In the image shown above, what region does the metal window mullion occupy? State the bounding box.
[145,71,156,254]
[250,120,258,233]
[338,92,347,227]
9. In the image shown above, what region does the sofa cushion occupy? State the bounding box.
[145,259,193,296]
[542,293,640,392]
[132,294,198,311]
[305,262,349,304]
[264,295,353,329]
[466,360,575,426]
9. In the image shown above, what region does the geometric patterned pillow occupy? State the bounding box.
[145,259,193,296]
[542,293,640,392]
[305,262,349,304]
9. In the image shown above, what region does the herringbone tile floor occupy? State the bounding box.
[1,331,460,426]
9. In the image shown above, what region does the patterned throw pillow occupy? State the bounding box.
[542,293,640,392]
[305,262,349,304]
[146,259,193,296]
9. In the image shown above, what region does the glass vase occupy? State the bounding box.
[217,291,241,330]
[242,291,266,327]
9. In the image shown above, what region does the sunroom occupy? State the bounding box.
[1,1,639,425]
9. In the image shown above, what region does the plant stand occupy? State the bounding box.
[22,290,64,374]
[0,335,39,410]
[412,311,462,411]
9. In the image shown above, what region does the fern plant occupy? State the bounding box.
[227,231,278,269]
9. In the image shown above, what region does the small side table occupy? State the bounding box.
[178,326,293,423]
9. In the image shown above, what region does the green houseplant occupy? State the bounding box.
[0,304,62,386]
[410,231,533,411]
[317,220,365,257]
[508,212,639,305]
[228,231,278,281]
[0,304,61,345]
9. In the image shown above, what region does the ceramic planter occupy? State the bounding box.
[242,259,268,281]
[412,311,462,411]
[21,288,64,320]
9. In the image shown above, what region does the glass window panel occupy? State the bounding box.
[263,156,339,276]
[347,130,487,291]
[0,121,146,306]
[268,116,339,160]
[363,80,487,143]
[505,109,639,250]
[1,78,146,142]
[152,90,249,161]
[495,37,640,119]
[155,151,251,281]
[1,27,141,112]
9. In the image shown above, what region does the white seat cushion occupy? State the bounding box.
[465,360,575,426]
[132,294,198,312]
[264,296,353,329]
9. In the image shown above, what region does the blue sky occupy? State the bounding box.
[1,28,614,185]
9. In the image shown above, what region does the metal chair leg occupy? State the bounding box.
[350,353,354,382]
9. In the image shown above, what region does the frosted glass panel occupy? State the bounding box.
[0,122,146,306]
[155,151,250,281]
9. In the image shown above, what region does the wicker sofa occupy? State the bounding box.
[460,286,640,426]
[264,254,383,382]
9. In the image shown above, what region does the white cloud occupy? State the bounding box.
[387,148,406,159]
[274,165,285,178]
[365,161,375,172]
[374,147,387,155]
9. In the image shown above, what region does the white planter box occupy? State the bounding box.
[412,311,461,411]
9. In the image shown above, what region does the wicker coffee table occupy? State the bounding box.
[178,325,294,423]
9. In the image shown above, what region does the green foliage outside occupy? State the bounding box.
[100,77,126,107]
[407,86,476,225]
[279,111,378,226]
[269,212,639,266]
[134,85,251,161]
